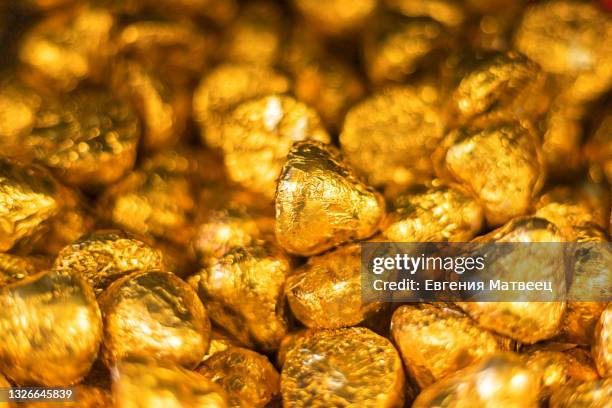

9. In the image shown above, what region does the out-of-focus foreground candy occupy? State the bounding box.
[593,303,612,377]
[549,378,612,408]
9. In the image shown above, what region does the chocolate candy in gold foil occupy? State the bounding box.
[412,353,539,408]
[285,243,383,329]
[275,141,385,256]
[25,88,140,188]
[385,0,465,27]
[515,1,612,102]
[0,159,59,252]
[193,63,290,150]
[112,357,229,408]
[593,303,612,377]
[550,378,612,408]
[99,270,209,369]
[0,76,40,156]
[363,14,449,84]
[222,95,330,198]
[281,327,404,407]
[197,346,280,408]
[19,7,114,91]
[54,230,165,295]
[457,217,566,344]
[391,303,511,388]
[340,84,446,189]
[0,270,102,386]
[435,123,544,226]
[189,241,290,351]
[0,253,50,287]
[292,0,377,36]
[276,329,312,369]
[382,183,483,242]
[111,60,190,151]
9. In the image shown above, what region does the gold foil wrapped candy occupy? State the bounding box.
[281,327,405,408]
[549,378,612,408]
[53,230,165,295]
[99,270,210,369]
[112,357,229,408]
[189,241,290,351]
[197,346,280,408]
[275,141,385,256]
[382,183,483,242]
[0,270,102,386]
[340,84,446,189]
[435,123,544,226]
[285,243,382,329]
[412,353,539,408]
[593,303,612,377]
[222,95,330,198]
[391,303,511,388]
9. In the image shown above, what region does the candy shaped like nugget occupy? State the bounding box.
[275,141,385,256]
[382,183,483,242]
[197,346,280,408]
[222,95,330,198]
[292,0,377,35]
[189,241,290,351]
[281,327,404,408]
[391,303,511,388]
[193,64,290,150]
[285,243,382,329]
[593,303,612,377]
[99,271,210,369]
[0,270,102,386]
[54,230,165,295]
[435,123,544,226]
[549,378,612,408]
[25,88,139,188]
[112,357,229,408]
[412,353,539,408]
[340,84,446,189]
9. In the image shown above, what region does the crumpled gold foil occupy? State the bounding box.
[99,270,210,369]
[275,141,385,256]
[281,327,405,407]
[0,270,102,386]
[593,303,612,378]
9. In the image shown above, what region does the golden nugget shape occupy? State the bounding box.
[193,64,290,150]
[435,123,544,226]
[0,270,102,386]
[99,271,210,369]
[281,327,404,408]
[382,183,483,242]
[593,303,612,377]
[549,378,612,408]
[222,95,330,198]
[412,353,539,408]
[340,84,446,188]
[197,346,280,408]
[54,230,165,295]
[285,243,382,329]
[391,303,511,388]
[112,357,229,408]
[189,241,290,351]
[275,141,385,256]
[292,0,377,35]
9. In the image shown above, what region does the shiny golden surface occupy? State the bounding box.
[275,141,385,256]
[435,123,544,226]
[285,243,382,329]
[193,64,290,150]
[593,303,612,378]
[0,270,102,386]
[99,270,210,369]
[54,230,165,295]
[0,77,40,156]
[25,88,139,188]
[392,303,510,388]
[549,378,612,408]
[197,346,280,408]
[112,357,229,408]
[585,107,612,184]
[281,327,404,408]
[382,183,483,242]
[412,353,539,408]
[0,372,9,408]
[222,95,330,198]
[385,0,465,27]
[0,253,49,287]
[292,0,377,35]
[189,241,290,351]
[340,84,446,188]
[542,100,585,178]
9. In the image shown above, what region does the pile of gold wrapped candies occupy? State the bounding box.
[0,0,611,406]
